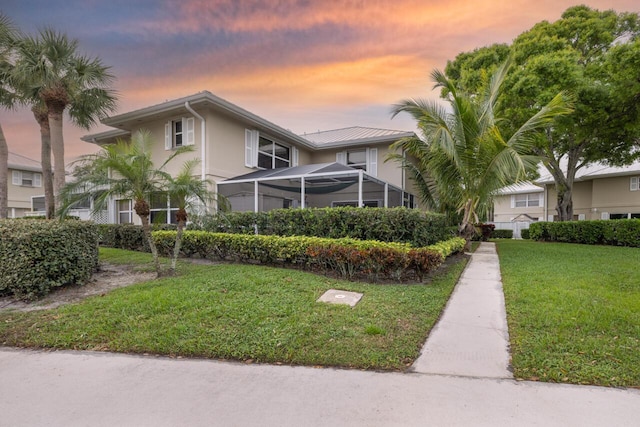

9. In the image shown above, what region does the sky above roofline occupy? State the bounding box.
[2,0,639,162]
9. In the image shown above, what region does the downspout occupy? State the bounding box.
[184,102,206,182]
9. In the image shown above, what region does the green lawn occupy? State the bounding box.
[0,248,467,370]
[497,240,640,387]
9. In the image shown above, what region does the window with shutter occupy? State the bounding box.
[368,148,378,176]
[631,176,639,191]
[245,129,259,168]
[184,117,195,146]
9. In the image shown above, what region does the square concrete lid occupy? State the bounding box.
[317,289,363,307]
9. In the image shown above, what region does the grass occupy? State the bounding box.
[497,240,640,387]
[0,248,467,370]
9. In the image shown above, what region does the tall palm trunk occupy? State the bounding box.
[0,124,8,219]
[170,208,188,274]
[32,106,55,219]
[46,103,66,209]
[135,198,161,276]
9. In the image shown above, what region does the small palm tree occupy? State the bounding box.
[164,159,218,274]
[13,29,117,206]
[59,130,191,276]
[390,59,571,247]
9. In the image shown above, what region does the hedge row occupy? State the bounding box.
[191,207,450,247]
[96,223,176,251]
[528,219,640,247]
[492,229,513,239]
[152,231,466,282]
[0,220,99,300]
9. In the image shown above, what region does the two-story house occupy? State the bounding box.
[82,91,419,224]
[492,161,640,235]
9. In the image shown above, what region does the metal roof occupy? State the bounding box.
[495,182,543,195]
[536,160,640,184]
[8,152,41,172]
[301,126,414,148]
[222,162,356,182]
[82,92,415,149]
[221,162,402,192]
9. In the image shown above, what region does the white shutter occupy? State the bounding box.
[631,177,639,191]
[245,129,259,167]
[510,195,515,208]
[539,193,544,206]
[12,171,21,185]
[164,122,172,150]
[578,213,585,221]
[184,117,195,146]
[601,212,610,220]
[367,148,378,176]
[292,147,299,167]
[336,152,346,165]
[34,173,42,187]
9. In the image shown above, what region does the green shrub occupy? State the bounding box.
[97,223,177,252]
[0,219,99,300]
[520,229,530,239]
[152,231,464,283]
[492,229,513,239]
[190,207,449,246]
[529,219,640,247]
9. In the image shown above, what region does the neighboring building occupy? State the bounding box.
[82,91,419,224]
[7,152,43,218]
[493,161,640,233]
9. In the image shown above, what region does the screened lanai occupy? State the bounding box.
[218,163,412,212]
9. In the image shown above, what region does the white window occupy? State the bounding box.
[12,170,42,187]
[336,148,378,176]
[512,193,541,208]
[165,117,194,150]
[257,135,290,169]
[631,176,639,191]
[150,193,179,224]
[117,199,133,224]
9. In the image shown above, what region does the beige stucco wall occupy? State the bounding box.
[492,193,544,223]
[591,176,640,216]
[546,181,593,220]
[310,144,404,189]
[543,176,640,220]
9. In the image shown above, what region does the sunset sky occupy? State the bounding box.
[2,0,640,162]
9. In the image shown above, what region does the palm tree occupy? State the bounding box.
[59,130,192,276]
[390,60,571,247]
[31,103,55,218]
[13,29,117,208]
[164,160,218,274]
[0,13,18,219]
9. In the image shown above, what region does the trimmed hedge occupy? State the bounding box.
[191,207,449,247]
[528,219,640,247]
[492,229,513,239]
[97,223,177,251]
[520,229,530,239]
[152,230,466,282]
[0,220,99,300]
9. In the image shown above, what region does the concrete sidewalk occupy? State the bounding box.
[412,242,512,377]
[1,348,638,427]
[1,241,639,426]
